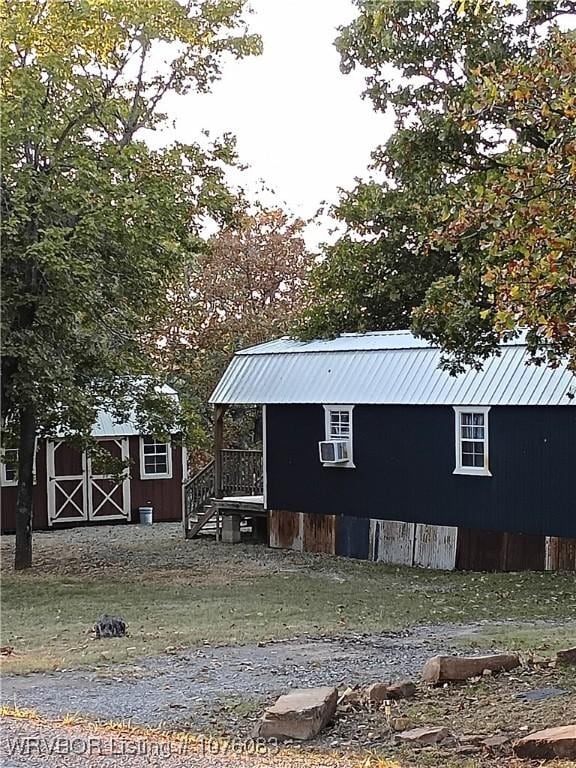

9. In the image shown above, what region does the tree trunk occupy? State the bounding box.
[14,406,36,570]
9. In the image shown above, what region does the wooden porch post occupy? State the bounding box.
[214,405,227,499]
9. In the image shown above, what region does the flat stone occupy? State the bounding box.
[387,680,417,700]
[482,735,510,750]
[397,726,451,745]
[255,687,338,741]
[363,679,417,704]
[422,654,520,684]
[513,724,576,760]
[459,734,487,746]
[456,745,481,755]
[514,687,568,702]
[557,647,576,666]
[365,682,391,704]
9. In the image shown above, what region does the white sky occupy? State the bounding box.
[156,0,393,249]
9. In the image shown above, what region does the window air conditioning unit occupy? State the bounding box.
[319,440,349,464]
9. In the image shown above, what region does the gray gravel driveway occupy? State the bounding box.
[1,624,495,734]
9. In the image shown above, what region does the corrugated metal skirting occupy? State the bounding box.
[269,511,563,571]
[368,520,458,570]
[269,511,457,570]
[546,537,576,570]
[269,510,335,554]
[370,520,415,566]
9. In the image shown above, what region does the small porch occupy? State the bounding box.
[183,446,264,541]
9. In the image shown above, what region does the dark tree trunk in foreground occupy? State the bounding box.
[14,406,36,570]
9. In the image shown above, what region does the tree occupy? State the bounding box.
[1,0,260,569]
[300,1,576,370]
[164,207,310,459]
[413,29,576,371]
[296,183,457,339]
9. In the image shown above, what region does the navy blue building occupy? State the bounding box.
[211,331,576,571]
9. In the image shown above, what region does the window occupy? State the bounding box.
[1,449,18,485]
[328,410,351,440]
[140,437,172,479]
[0,446,37,486]
[323,405,355,468]
[454,407,491,476]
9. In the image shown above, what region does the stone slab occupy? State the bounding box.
[513,724,576,760]
[255,687,338,741]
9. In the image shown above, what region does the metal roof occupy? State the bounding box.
[88,385,179,438]
[210,331,575,406]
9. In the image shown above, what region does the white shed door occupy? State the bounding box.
[47,441,88,525]
[47,439,130,525]
[87,438,131,523]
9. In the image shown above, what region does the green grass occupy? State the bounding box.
[1,526,575,673]
[459,623,576,654]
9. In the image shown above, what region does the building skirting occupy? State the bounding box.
[268,510,576,572]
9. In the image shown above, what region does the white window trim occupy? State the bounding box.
[453,406,492,477]
[322,405,355,468]
[139,437,172,480]
[0,444,37,486]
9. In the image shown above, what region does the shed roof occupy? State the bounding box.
[88,385,179,438]
[209,331,575,407]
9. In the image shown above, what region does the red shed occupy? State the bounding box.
[1,389,186,533]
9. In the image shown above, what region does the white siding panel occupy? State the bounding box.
[369,519,415,566]
[414,524,458,570]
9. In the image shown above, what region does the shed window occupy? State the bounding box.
[322,405,355,468]
[453,407,491,476]
[1,446,38,486]
[1,449,18,485]
[140,437,172,479]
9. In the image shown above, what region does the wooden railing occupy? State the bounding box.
[220,449,263,497]
[183,449,262,537]
[183,458,215,535]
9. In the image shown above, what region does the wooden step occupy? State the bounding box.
[188,502,217,539]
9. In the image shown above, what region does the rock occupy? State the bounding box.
[482,735,510,750]
[557,647,576,666]
[363,679,417,704]
[365,682,391,704]
[422,654,520,684]
[255,687,338,741]
[391,717,412,732]
[513,724,576,760]
[456,745,481,755]
[459,734,487,746]
[387,680,417,700]
[397,726,451,745]
[515,687,568,702]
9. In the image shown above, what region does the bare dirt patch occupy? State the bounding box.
[1,524,272,584]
